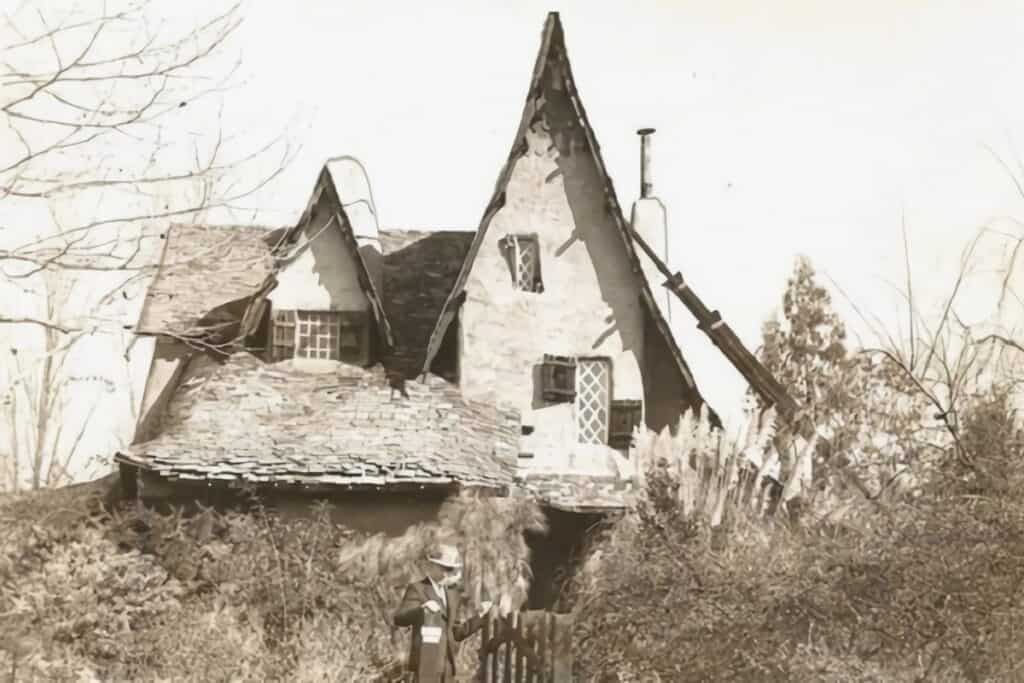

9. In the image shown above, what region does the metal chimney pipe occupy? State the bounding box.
[638,128,655,198]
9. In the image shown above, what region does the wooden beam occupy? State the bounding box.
[629,227,800,424]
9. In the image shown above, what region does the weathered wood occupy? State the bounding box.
[477,610,573,683]
[503,613,514,682]
[515,614,527,683]
[535,610,548,682]
[480,610,492,682]
[551,613,572,682]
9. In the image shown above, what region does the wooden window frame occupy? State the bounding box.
[609,399,643,449]
[500,234,544,293]
[270,309,367,363]
[574,357,612,445]
[540,354,576,402]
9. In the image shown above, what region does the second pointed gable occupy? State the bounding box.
[275,164,395,351]
[421,13,705,413]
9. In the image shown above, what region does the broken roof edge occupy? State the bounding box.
[134,223,285,339]
[419,12,559,377]
[114,452,513,496]
[284,162,396,349]
[132,225,173,336]
[419,12,712,417]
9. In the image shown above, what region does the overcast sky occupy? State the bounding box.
[201,0,1024,424]
[9,0,1024,477]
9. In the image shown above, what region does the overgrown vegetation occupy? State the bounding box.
[566,255,1024,682]
[0,484,544,681]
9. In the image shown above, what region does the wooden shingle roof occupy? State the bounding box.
[379,229,474,378]
[116,353,519,490]
[135,224,282,337]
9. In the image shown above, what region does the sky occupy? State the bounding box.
[6,0,1024,484]
[217,0,1024,424]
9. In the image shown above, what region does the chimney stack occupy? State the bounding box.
[630,127,672,323]
[638,128,655,198]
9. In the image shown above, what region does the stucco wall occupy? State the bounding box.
[459,123,646,478]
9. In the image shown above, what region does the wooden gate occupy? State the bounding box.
[478,610,572,682]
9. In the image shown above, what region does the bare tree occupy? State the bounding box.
[0,0,294,488]
[830,212,1016,497]
[0,0,291,331]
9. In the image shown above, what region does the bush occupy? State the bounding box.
[567,396,1024,682]
[0,486,545,681]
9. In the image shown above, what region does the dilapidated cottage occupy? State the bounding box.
[116,13,733,550]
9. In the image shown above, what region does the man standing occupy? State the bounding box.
[393,543,492,682]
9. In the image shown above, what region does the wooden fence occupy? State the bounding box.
[478,610,572,682]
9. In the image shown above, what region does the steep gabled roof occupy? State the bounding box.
[282,163,395,349]
[419,13,702,402]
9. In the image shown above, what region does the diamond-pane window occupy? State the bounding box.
[575,358,611,445]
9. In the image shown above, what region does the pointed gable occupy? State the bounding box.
[278,162,395,349]
[421,13,702,407]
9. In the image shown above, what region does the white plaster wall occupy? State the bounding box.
[459,123,646,479]
[268,211,370,313]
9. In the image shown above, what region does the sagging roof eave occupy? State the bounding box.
[115,453,512,495]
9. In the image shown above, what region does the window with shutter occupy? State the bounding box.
[540,354,576,402]
[609,399,643,448]
[271,309,296,361]
[337,311,367,363]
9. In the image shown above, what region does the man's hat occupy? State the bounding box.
[426,543,462,569]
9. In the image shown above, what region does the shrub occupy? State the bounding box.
[0,486,545,681]
[568,387,1024,682]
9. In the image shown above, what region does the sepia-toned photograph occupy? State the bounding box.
[2,1,1023,681]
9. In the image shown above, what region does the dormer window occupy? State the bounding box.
[271,309,367,363]
[499,234,543,293]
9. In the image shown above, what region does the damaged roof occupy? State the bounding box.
[116,353,520,490]
[135,224,282,337]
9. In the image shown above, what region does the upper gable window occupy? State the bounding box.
[500,234,543,293]
[271,309,367,363]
